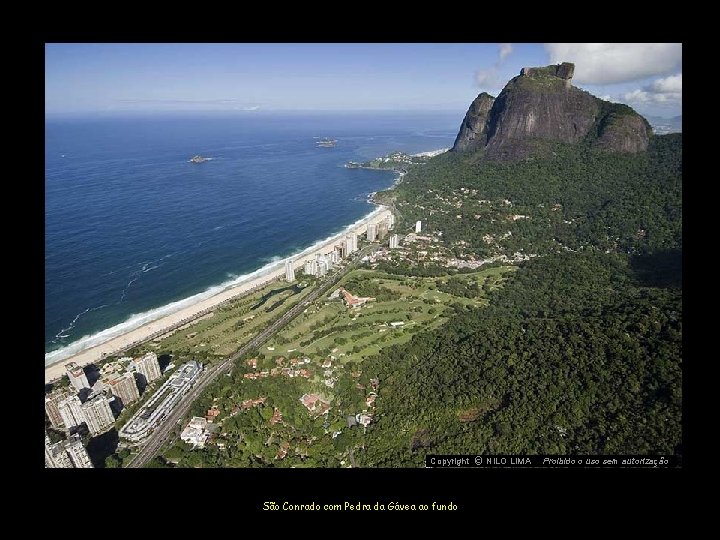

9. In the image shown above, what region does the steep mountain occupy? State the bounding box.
[451,62,652,161]
[452,92,495,152]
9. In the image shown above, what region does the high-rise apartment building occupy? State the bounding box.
[81,394,115,435]
[58,394,85,430]
[45,389,69,429]
[389,234,400,249]
[108,372,140,407]
[285,260,295,282]
[367,223,377,242]
[415,220,422,233]
[304,259,317,277]
[65,362,90,392]
[45,432,93,468]
[45,433,73,468]
[378,221,389,240]
[133,352,162,384]
[64,435,94,468]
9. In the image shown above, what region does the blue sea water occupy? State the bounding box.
[45,111,460,363]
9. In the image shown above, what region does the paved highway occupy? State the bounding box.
[125,245,377,468]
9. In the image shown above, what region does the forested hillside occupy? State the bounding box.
[380,134,681,259]
[361,135,682,464]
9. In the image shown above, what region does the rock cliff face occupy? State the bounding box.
[452,92,495,152]
[451,62,652,160]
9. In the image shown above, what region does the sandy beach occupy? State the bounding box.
[45,207,393,384]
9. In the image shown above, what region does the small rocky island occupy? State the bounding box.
[189,155,211,164]
[316,138,337,148]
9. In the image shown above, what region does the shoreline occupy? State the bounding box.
[45,204,393,384]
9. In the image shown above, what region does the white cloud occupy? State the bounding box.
[649,73,682,94]
[499,43,513,62]
[622,72,682,106]
[475,69,499,87]
[475,43,514,89]
[545,43,682,84]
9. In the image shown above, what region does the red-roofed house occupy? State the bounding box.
[338,287,375,308]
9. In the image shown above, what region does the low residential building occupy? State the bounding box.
[299,394,330,414]
[270,407,283,425]
[338,287,375,308]
[356,414,372,427]
[180,417,210,448]
[206,406,221,422]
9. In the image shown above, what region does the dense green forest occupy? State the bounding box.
[358,136,682,464]
[357,251,681,465]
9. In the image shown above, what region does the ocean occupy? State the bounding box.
[45,111,460,364]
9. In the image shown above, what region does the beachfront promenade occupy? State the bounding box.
[45,207,393,384]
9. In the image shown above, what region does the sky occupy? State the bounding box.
[45,43,682,118]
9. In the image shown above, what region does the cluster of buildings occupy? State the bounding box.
[45,353,164,441]
[118,360,202,443]
[45,432,93,468]
[284,213,396,282]
[299,393,331,415]
[242,356,312,380]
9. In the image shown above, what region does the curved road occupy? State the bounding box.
[126,245,376,468]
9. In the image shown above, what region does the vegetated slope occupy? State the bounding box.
[390,134,682,258]
[359,135,682,465]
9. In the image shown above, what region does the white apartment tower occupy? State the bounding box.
[45,432,93,468]
[347,233,358,253]
[81,395,115,435]
[285,260,295,282]
[64,435,94,468]
[108,372,140,407]
[45,434,73,468]
[304,259,317,277]
[134,352,162,384]
[377,221,389,240]
[415,220,422,233]
[389,234,400,249]
[366,223,377,242]
[58,394,85,430]
[45,390,68,429]
[318,258,328,277]
[65,362,90,392]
